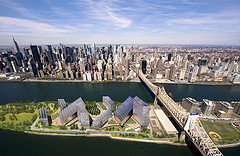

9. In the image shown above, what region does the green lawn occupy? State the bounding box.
[201,120,240,144]
[108,119,116,124]
[125,117,136,124]
[3,109,40,124]
[105,127,120,131]
[126,129,135,132]
[51,112,59,120]
[114,102,122,112]
[46,125,58,130]
[231,113,240,118]
[111,133,154,140]
[98,102,107,110]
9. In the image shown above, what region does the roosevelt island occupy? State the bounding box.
[0,68,240,156]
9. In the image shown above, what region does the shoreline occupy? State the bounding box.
[23,130,187,146]
[0,79,238,86]
[3,129,239,148]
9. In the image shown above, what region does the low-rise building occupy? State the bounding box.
[154,109,177,135]
[92,109,112,128]
[214,101,233,118]
[58,99,67,110]
[103,96,114,111]
[59,97,90,127]
[231,101,240,115]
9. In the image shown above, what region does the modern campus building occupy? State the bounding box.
[214,101,233,118]
[59,97,90,127]
[182,97,201,114]
[103,96,114,111]
[114,96,134,126]
[92,109,112,128]
[133,96,150,127]
[58,99,67,110]
[39,107,49,126]
[201,99,214,116]
[154,109,177,135]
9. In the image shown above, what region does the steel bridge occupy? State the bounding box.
[133,67,223,156]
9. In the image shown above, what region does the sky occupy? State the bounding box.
[0,0,240,45]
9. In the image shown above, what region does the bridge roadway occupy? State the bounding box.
[133,67,223,156]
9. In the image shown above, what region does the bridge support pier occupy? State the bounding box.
[179,131,186,141]
[154,96,158,106]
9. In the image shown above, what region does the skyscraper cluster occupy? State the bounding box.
[0,39,239,84]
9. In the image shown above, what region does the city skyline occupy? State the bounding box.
[0,0,240,45]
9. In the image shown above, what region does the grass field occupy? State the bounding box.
[125,117,136,124]
[51,113,59,120]
[46,125,58,130]
[98,102,107,110]
[201,120,240,144]
[108,119,116,124]
[3,109,39,124]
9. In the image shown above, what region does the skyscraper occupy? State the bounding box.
[46,45,53,62]
[30,45,41,63]
[12,38,20,54]
[141,60,147,74]
[169,65,176,81]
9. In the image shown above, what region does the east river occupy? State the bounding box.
[0,82,240,156]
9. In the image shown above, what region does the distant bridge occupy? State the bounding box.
[133,67,223,156]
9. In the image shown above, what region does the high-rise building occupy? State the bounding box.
[5,57,14,72]
[133,96,150,127]
[11,60,18,72]
[201,99,214,116]
[46,45,53,62]
[39,107,49,126]
[198,59,207,66]
[28,58,38,77]
[165,69,170,79]
[91,43,96,54]
[12,38,20,54]
[30,45,41,63]
[141,60,147,74]
[167,53,172,61]
[169,65,176,81]
[179,69,185,80]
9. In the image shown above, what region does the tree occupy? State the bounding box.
[31,114,37,123]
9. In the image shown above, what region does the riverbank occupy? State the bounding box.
[24,130,186,146]
[20,129,240,148]
[0,78,237,86]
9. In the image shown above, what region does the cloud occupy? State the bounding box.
[76,0,132,28]
[0,16,71,37]
[0,0,37,19]
[167,10,240,26]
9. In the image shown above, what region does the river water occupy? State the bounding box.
[0,82,240,156]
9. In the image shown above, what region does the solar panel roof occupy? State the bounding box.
[114,96,133,122]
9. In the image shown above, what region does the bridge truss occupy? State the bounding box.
[133,67,223,156]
